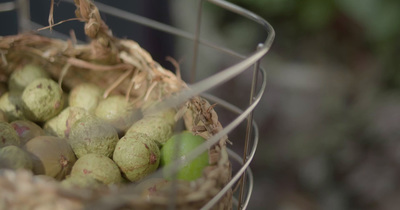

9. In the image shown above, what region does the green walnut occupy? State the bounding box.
[43,106,90,138]
[70,153,122,185]
[0,122,20,148]
[95,95,142,132]
[160,131,209,181]
[0,92,26,122]
[21,78,64,122]
[0,145,33,170]
[8,64,49,93]
[24,136,76,180]
[113,133,160,182]
[125,117,174,146]
[61,175,103,189]
[141,101,176,126]
[69,83,104,113]
[10,120,45,145]
[68,115,119,158]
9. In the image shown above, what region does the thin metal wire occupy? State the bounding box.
[227,148,254,210]
[199,90,262,209]
[238,43,263,209]
[0,2,16,12]
[190,0,204,83]
[16,0,30,32]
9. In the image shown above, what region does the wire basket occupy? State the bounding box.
[0,0,274,209]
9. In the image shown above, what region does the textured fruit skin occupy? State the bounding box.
[8,64,49,93]
[69,83,103,113]
[10,120,45,145]
[68,115,119,158]
[0,145,33,170]
[61,174,103,189]
[125,117,174,146]
[21,78,64,122]
[70,153,122,185]
[95,95,141,132]
[142,105,176,127]
[160,131,209,181]
[43,107,89,138]
[24,136,76,180]
[113,133,160,182]
[0,92,26,122]
[0,122,20,148]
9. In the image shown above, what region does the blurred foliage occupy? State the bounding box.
[217,0,400,90]
[205,1,400,209]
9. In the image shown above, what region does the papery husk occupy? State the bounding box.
[0,0,232,209]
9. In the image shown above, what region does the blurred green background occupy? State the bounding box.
[204,0,400,209]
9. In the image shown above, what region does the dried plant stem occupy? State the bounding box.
[103,68,133,99]
[67,57,130,72]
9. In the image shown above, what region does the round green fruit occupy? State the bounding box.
[10,120,45,145]
[160,131,209,181]
[0,145,33,170]
[68,115,119,158]
[68,83,103,113]
[8,64,49,93]
[0,92,26,122]
[125,117,174,146]
[21,78,64,122]
[113,133,160,182]
[24,136,76,180]
[95,95,141,132]
[61,175,103,189]
[70,153,122,185]
[43,107,90,138]
[141,101,176,126]
[0,122,20,148]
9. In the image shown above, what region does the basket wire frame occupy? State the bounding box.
[0,0,275,209]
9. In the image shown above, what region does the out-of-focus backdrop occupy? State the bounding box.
[172,0,400,209]
[1,0,400,209]
[206,1,400,210]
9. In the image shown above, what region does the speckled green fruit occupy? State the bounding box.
[61,175,103,189]
[160,131,209,181]
[125,117,174,146]
[10,120,44,145]
[0,145,33,170]
[70,153,122,185]
[8,64,49,93]
[141,102,176,126]
[24,136,76,180]
[0,122,20,148]
[113,133,160,182]
[95,95,142,132]
[68,115,118,158]
[69,83,103,113]
[43,107,90,138]
[21,78,64,122]
[0,92,26,122]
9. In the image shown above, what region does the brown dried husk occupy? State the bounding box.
[0,0,232,209]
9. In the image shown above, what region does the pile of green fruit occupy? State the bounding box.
[0,64,209,189]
